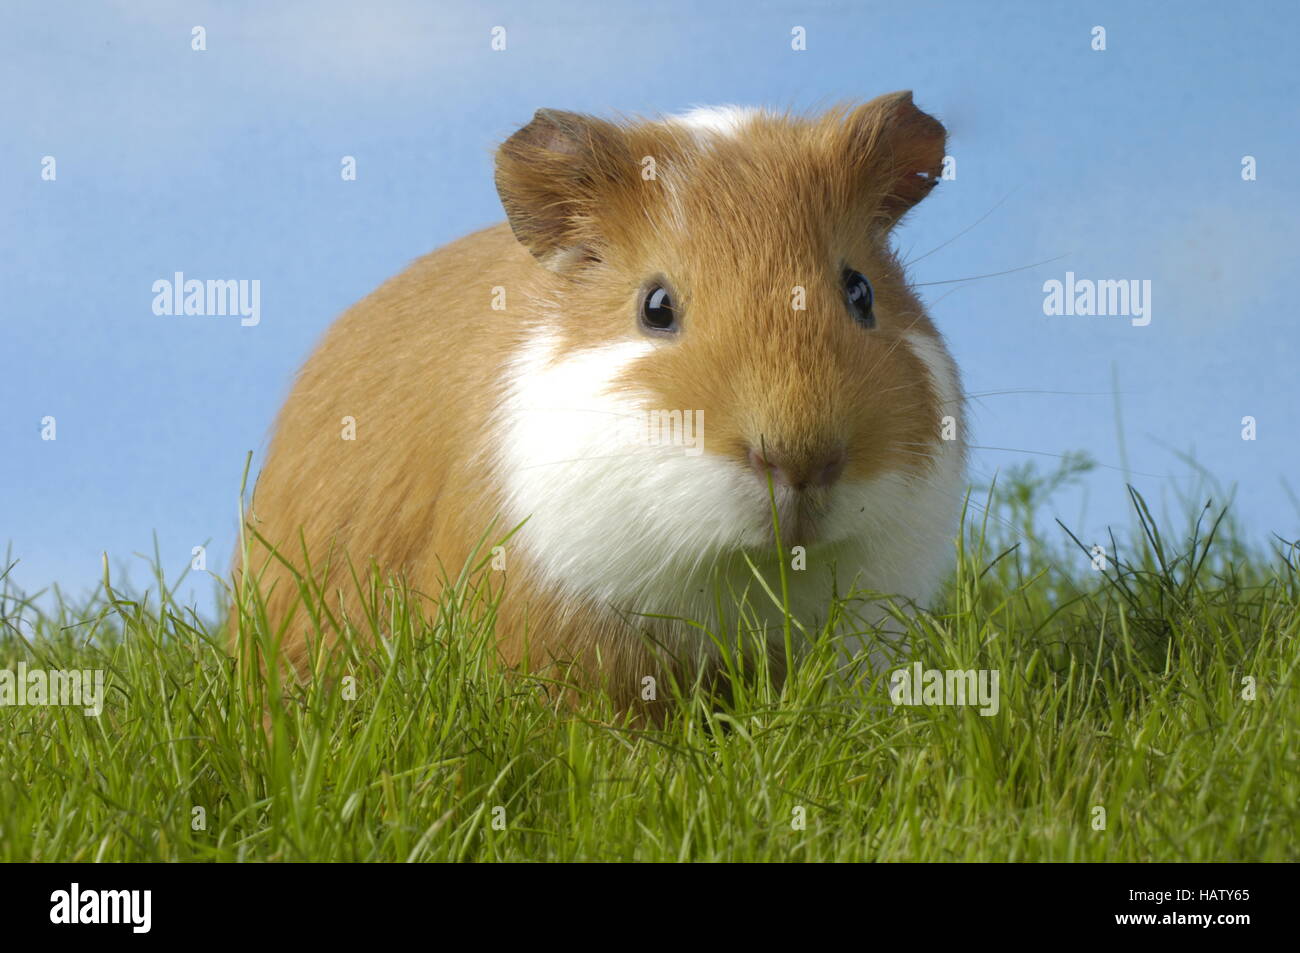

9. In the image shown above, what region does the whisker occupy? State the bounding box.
[913,253,1068,287]
[967,444,1171,480]
[927,284,969,308]
[510,450,678,472]
[962,388,1116,400]
[904,188,1018,268]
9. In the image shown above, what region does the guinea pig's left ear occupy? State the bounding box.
[841,91,947,228]
[494,108,631,266]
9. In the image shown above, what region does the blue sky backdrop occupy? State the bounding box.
[2,0,1297,614]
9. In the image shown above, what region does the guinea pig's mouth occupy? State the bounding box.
[763,488,831,548]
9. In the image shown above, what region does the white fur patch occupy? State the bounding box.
[495,333,754,612]
[494,329,967,667]
[671,105,760,142]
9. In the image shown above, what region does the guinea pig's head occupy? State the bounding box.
[493,92,964,604]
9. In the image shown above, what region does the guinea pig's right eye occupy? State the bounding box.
[843,268,875,329]
[640,283,678,334]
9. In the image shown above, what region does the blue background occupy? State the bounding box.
[2,0,1297,614]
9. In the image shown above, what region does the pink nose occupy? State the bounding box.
[748,446,845,491]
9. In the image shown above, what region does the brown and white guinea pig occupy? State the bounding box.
[236,90,966,712]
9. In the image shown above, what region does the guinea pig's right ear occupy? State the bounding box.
[494,109,630,266]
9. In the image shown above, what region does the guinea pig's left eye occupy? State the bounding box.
[843,269,875,328]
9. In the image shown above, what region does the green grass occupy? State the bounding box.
[2,457,1297,862]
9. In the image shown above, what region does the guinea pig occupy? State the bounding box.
[234,90,966,714]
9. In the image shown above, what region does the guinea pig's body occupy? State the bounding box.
[238,92,966,712]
